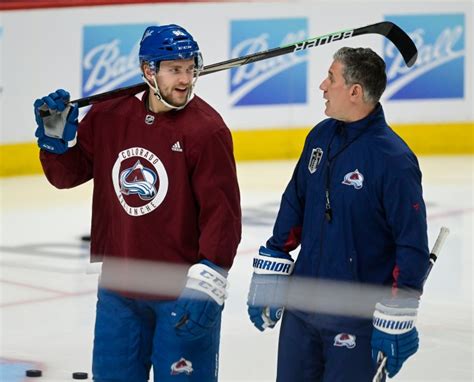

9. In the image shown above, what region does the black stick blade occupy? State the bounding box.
[357,21,418,67]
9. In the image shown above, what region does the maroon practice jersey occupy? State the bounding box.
[40,92,242,282]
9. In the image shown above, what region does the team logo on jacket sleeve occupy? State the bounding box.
[342,169,364,189]
[308,148,323,174]
[111,147,168,216]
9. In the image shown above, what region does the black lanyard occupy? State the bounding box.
[324,121,370,222]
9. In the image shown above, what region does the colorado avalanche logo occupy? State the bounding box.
[334,333,356,349]
[170,357,193,375]
[111,147,168,216]
[119,160,157,200]
[342,169,364,189]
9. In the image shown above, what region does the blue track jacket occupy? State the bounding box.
[267,104,429,331]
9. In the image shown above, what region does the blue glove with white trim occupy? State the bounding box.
[34,89,78,154]
[171,259,228,340]
[371,297,419,378]
[247,246,294,331]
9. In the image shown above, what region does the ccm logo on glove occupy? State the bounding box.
[186,262,229,306]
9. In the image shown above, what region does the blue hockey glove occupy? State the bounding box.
[170,259,228,340]
[371,298,419,378]
[34,89,78,154]
[247,246,294,331]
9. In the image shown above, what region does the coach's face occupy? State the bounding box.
[319,60,355,121]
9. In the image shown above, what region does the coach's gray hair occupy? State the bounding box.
[333,47,387,104]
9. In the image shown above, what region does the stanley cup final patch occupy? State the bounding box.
[308,148,323,174]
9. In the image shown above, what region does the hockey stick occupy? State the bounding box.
[372,226,450,382]
[40,21,416,116]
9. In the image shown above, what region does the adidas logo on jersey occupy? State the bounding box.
[171,141,183,152]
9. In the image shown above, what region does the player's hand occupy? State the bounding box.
[170,260,228,340]
[371,297,419,378]
[34,89,78,154]
[247,246,294,331]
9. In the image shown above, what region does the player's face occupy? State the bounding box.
[156,59,196,107]
[319,60,354,121]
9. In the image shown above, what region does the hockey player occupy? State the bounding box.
[34,24,241,381]
[247,47,429,381]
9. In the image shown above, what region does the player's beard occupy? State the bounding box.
[161,87,191,108]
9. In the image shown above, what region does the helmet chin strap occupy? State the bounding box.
[142,75,197,111]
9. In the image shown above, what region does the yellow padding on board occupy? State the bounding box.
[391,122,474,155]
[0,142,43,177]
[0,122,472,177]
[232,128,310,161]
[232,122,474,161]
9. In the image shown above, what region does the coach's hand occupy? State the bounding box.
[247,246,294,331]
[34,89,78,154]
[371,297,420,378]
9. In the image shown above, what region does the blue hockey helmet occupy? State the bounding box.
[139,24,203,71]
